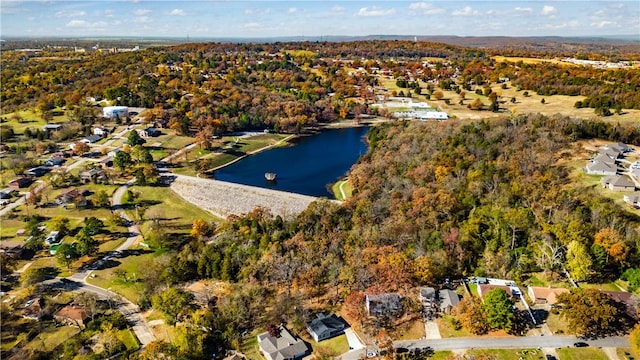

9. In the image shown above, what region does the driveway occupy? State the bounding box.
[344,328,365,350]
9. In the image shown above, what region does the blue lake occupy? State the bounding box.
[213,126,369,198]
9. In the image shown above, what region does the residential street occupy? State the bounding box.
[339,335,629,360]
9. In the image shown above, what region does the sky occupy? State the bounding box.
[1,1,639,39]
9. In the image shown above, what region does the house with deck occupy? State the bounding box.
[257,325,309,360]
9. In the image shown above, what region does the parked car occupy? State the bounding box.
[573,342,589,347]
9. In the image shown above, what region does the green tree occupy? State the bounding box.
[483,288,517,333]
[557,288,622,337]
[25,218,45,251]
[566,240,592,281]
[76,228,99,256]
[20,267,48,286]
[621,268,640,293]
[93,189,111,208]
[127,130,146,146]
[83,216,104,235]
[114,150,132,171]
[131,144,153,164]
[49,216,71,236]
[152,288,195,326]
[55,243,78,268]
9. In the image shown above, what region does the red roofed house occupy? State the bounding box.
[54,305,90,328]
[527,286,570,305]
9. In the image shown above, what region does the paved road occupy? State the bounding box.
[43,278,155,346]
[339,335,629,360]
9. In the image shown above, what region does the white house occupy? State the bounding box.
[102,106,128,118]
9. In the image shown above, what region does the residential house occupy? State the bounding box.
[26,166,50,177]
[624,192,640,207]
[8,177,32,190]
[45,157,65,167]
[419,287,437,306]
[0,240,25,258]
[45,231,61,245]
[99,156,114,169]
[601,175,635,191]
[137,127,161,138]
[80,168,107,183]
[223,351,247,360]
[0,188,16,199]
[54,305,90,328]
[592,153,617,165]
[604,143,632,154]
[477,284,519,299]
[82,134,102,144]
[585,161,617,176]
[55,188,87,206]
[526,286,569,305]
[365,293,402,316]
[438,289,460,314]
[602,290,638,320]
[42,124,63,132]
[306,313,348,342]
[257,325,310,360]
[23,298,44,320]
[600,147,621,160]
[92,126,110,136]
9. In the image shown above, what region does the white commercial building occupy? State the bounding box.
[102,106,128,118]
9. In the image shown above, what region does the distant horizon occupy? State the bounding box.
[2,1,638,39]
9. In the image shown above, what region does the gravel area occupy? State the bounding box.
[169,174,321,219]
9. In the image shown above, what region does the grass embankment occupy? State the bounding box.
[332,178,352,201]
[556,347,609,360]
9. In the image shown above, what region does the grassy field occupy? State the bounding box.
[240,329,262,360]
[311,334,350,357]
[544,312,569,335]
[556,347,609,360]
[128,185,220,225]
[332,178,352,200]
[492,55,571,66]
[23,323,81,352]
[467,348,545,360]
[437,315,473,338]
[617,348,636,360]
[396,318,426,340]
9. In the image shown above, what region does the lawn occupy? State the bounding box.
[117,328,140,351]
[240,329,263,360]
[396,318,426,341]
[617,348,636,360]
[332,178,352,200]
[86,248,160,304]
[544,311,569,335]
[467,348,545,360]
[312,334,350,357]
[437,315,473,338]
[23,322,81,352]
[556,347,609,360]
[430,351,455,360]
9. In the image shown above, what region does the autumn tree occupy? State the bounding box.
[72,141,90,155]
[557,288,623,338]
[454,297,488,335]
[469,98,484,110]
[631,323,640,357]
[191,218,212,238]
[93,189,111,208]
[344,291,367,326]
[433,91,444,100]
[49,216,71,237]
[565,240,592,281]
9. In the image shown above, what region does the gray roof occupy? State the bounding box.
[600,147,621,159]
[307,313,347,341]
[420,287,436,300]
[438,289,460,309]
[586,161,617,173]
[611,175,635,188]
[593,153,616,164]
[257,326,309,360]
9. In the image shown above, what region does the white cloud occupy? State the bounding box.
[134,9,151,16]
[356,6,396,17]
[288,7,297,14]
[245,8,271,16]
[544,20,580,29]
[541,5,557,16]
[55,10,86,18]
[514,7,533,14]
[135,16,151,24]
[452,6,478,16]
[592,20,617,28]
[66,19,107,29]
[332,6,345,13]
[408,2,445,15]
[168,9,186,16]
[243,22,261,29]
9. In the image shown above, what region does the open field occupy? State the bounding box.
[492,55,572,66]
[467,348,545,360]
[556,347,609,360]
